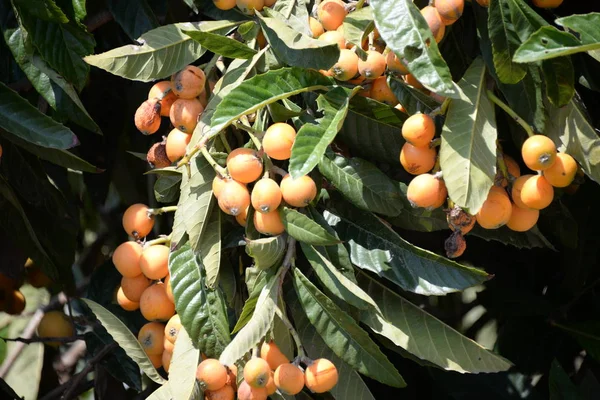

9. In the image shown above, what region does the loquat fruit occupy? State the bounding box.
[140,282,176,321]
[148,81,177,117]
[37,311,74,347]
[507,203,539,232]
[476,186,512,229]
[164,274,175,303]
[117,286,140,311]
[196,358,228,391]
[171,65,206,99]
[206,384,235,400]
[319,30,346,50]
[237,380,268,400]
[328,49,359,82]
[213,0,237,10]
[317,0,347,31]
[212,174,232,199]
[254,210,285,235]
[226,148,263,183]
[236,0,264,15]
[521,135,557,171]
[164,337,174,353]
[121,274,151,302]
[421,6,445,43]
[543,152,577,188]
[236,207,249,227]
[444,231,466,259]
[165,314,182,344]
[265,371,276,395]
[138,321,166,356]
[147,142,172,169]
[511,174,534,209]
[244,357,271,388]
[148,353,163,369]
[309,17,325,38]
[280,174,317,207]
[402,113,436,148]
[386,51,409,75]
[405,73,426,90]
[122,204,155,239]
[162,350,172,373]
[358,50,387,79]
[134,98,162,135]
[263,123,296,161]
[251,178,282,213]
[166,128,191,162]
[260,340,289,370]
[519,174,554,210]
[304,358,338,393]
[274,363,305,395]
[400,142,436,175]
[170,98,203,133]
[446,206,476,235]
[218,180,251,216]
[370,76,399,105]
[434,0,464,26]
[226,364,238,390]
[532,0,563,8]
[140,245,170,280]
[406,173,446,209]
[113,241,144,278]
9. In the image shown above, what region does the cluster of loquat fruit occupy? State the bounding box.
[212,0,277,14]
[0,258,54,315]
[195,340,338,399]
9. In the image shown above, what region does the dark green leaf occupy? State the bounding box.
[12,0,68,23]
[245,235,286,271]
[293,268,405,387]
[183,29,257,59]
[388,75,440,115]
[549,359,583,400]
[541,56,574,107]
[488,0,527,84]
[513,27,590,63]
[388,182,449,232]
[231,268,268,334]
[200,204,221,289]
[340,6,373,60]
[280,207,341,246]
[154,174,181,203]
[105,0,160,41]
[271,0,311,36]
[554,321,600,364]
[470,224,555,250]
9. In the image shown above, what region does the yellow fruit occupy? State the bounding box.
[148,81,177,117]
[357,50,386,79]
[213,0,237,10]
[113,241,144,278]
[476,186,512,229]
[139,245,170,280]
[317,0,347,31]
[116,287,140,311]
[134,99,161,135]
[196,359,228,391]
[251,178,282,213]
[400,143,436,175]
[260,341,289,370]
[543,152,577,187]
[304,358,338,393]
[166,128,191,162]
[406,173,446,209]
[280,174,317,207]
[122,204,155,239]
[386,51,409,75]
[226,148,263,183]
[309,17,324,38]
[138,322,166,356]
[506,204,539,232]
[328,49,359,81]
[244,358,271,388]
[370,76,398,105]
[218,179,251,216]
[165,314,182,344]
[254,210,285,235]
[521,135,557,171]
[170,98,203,133]
[121,274,152,302]
[401,113,436,148]
[236,0,265,15]
[37,311,74,347]
[434,0,464,26]
[263,123,296,160]
[520,175,554,210]
[274,363,305,395]
[421,6,445,43]
[140,283,176,321]
[171,65,206,99]
[319,30,346,49]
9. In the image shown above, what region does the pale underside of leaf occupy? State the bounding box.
[168,327,199,400]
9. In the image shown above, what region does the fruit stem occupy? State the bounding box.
[144,235,171,247]
[486,90,535,138]
[356,0,366,9]
[274,306,306,358]
[219,132,232,153]
[233,121,264,149]
[148,206,178,216]
[200,146,228,177]
[429,137,441,148]
[270,165,288,177]
[496,147,510,184]
[177,144,201,172]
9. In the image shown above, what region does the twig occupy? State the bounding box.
[0,335,85,344]
[274,306,305,358]
[487,90,535,137]
[200,146,228,177]
[54,341,87,383]
[39,379,94,400]
[148,206,178,216]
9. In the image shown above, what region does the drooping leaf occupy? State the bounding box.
[232,268,268,334]
[371,0,460,98]
[388,75,440,115]
[169,240,231,357]
[168,328,199,400]
[357,271,513,373]
[325,198,490,295]
[293,268,405,387]
[105,0,160,41]
[540,56,575,107]
[83,299,166,385]
[289,87,353,178]
[183,29,257,59]
[154,174,182,203]
[0,83,78,149]
[245,235,286,271]
[549,359,583,400]
[488,0,527,84]
[200,204,221,289]
[439,57,497,215]
[280,207,341,246]
[318,154,404,217]
[85,21,239,81]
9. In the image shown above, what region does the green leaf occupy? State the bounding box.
[231,268,268,334]
[12,0,68,22]
[200,204,221,289]
[300,243,375,310]
[540,56,574,107]
[168,327,199,400]
[554,321,600,364]
[388,75,440,115]
[341,6,373,59]
[324,199,490,295]
[83,299,166,385]
[280,207,341,246]
[219,267,282,365]
[549,359,583,400]
[318,154,404,217]
[388,182,449,232]
[170,156,215,250]
[85,21,238,81]
[470,224,555,250]
[183,29,257,59]
[439,57,497,215]
[370,0,459,98]
[105,0,160,40]
[545,99,600,184]
[245,235,286,271]
[169,241,231,357]
[488,0,527,84]
[271,0,311,36]
[207,67,334,141]
[293,268,405,387]
[256,13,339,70]
[287,290,377,400]
[289,87,352,178]
[0,83,78,149]
[356,271,513,373]
[154,174,181,203]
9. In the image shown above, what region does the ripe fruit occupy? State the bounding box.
[218,180,251,216]
[37,311,74,347]
[444,231,466,259]
[263,123,296,160]
[165,314,182,344]
[519,175,554,210]
[507,204,539,232]
[476,186,512,229]
[357,50,386,79]
[497,154,521,187]
[139,245,170,280]
[511,174,534,209]
[328,49,359,81]
[134,98,161,135]
[148,81,177,117]
[226,148,263,183]
[543,152,577,187]
[170,98,203,133]
[121,274,151,302]
[138,322,166,355]
[236,206,249,227]
[226,364,239,390]
[113,241,143,277]
[26,266,53,288]
[251,178,282,213]
[447,206,476,235]
[400,143,436,175]
[244,357,271,388]
[212,175,232,198]
[213,0,236,10]
[171,65,206,99]
[117,287,140,311]
[148,353,162,369]
[164,338,175,353]
[431,178,448,209]
[280,174,317,207]
[265,372,276,395]
[196,359,228,391]
[434,0,464,26]
[304,358,338,393]
[319,30,346,49]
[402,113,436,148]
[405,73,425,90]
[254,210,285,235]
[317,0,347,31]
[147,142,171,169]
[521,135,557,171]
[236,0,265,15]
[2,290,26,315]
[421,6,445,43]
[206,384,235,400]
[406,173,445,209]
[309,17,324,38]
[237,380,268,400]
[164,274,174,303]
[386,51,409,75]
[260,341,289,370]
[274,363,305,395]
[122,204,155,239]
[370,76,398,105]
[166,128,191,162]
[532,0,563,8]
[162,350,172,373]
[140,283,176,321]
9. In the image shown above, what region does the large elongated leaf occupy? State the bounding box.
[488,0,526,84]
[200,203,221,289]
[12,0,68,22]
[341,6,373,59]
[85,21,238,81]
[271,0,311,36]
[318,154,404,217]
[325,199,490,295]
[439,58,497,215]
[388,75,440,115]
[280,207,341,246]
[289,87,352,178]
[169,241,231,357]
[357,271,512,373]
[540,56,574,108]
[245,235,286,271]
[183,29,257,59]
[105,0,159,41]
[168,328,199,400]
[83,299,166,385]
[0,83,78,149]
[371,0,459,98]
[293,268,405,387]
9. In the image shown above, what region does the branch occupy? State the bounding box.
[0,335,85,344]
